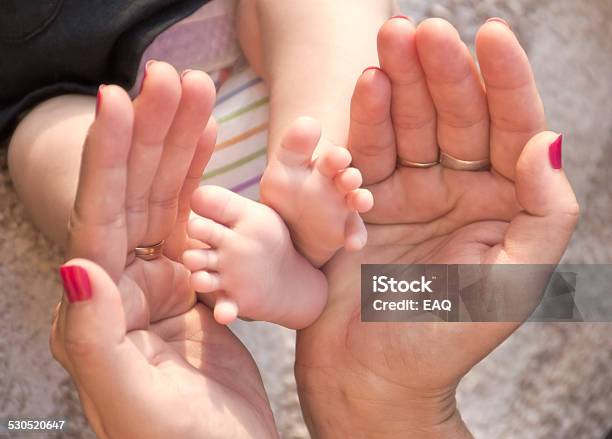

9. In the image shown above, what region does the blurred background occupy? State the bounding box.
[1,0,611,437]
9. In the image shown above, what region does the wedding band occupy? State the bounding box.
[398,158,440,169]
[440,152,490,171]
[135,240,165,261]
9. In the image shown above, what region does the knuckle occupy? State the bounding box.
[69,209,127,234]
[125,194,149,216]
[149,194,179,211]
[351,141,395,158]
[392,112,434,132]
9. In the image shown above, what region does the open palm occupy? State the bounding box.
[296,18,579,434]
[50,64,277,438]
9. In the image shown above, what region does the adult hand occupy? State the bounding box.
[50,63,277,438]
[296,18,579,438]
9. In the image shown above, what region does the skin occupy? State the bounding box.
[8,0,390,323]
[295,18,580,438]
[184,184,330,329]
[51,68,278,439]
[183,117,374,327]
[239,0,394,265]
[237,0,396,150]
[7,3,578,438]
[260,116,374,267]
[6,2,394,436]
[8,0,394,250]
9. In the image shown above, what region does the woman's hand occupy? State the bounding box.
[295,18,579,438]
[50,63,277,439]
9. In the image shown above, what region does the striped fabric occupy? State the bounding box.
[206,68,269,201]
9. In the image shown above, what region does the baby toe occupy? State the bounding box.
[347,188,374,213]
[187,216,229,248]
[275,116,322,168]
[214,296,239,325]
[183,249,219,272]
[335,167,363,193]
[190,270,221,293]
[316,147,352,179]
[344,212,368,251]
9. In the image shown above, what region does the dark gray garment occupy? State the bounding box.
[0,0,210,140]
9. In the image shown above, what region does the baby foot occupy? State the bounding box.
[183,185,328,329]
[260,117,374,267]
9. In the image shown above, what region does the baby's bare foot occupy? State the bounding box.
[260,117,374,267]
[183,186,327,329]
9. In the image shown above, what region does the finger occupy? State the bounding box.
[273,116,321,167]
[187,216,230,248]
[334,168,363,194]
[347,189,374,213]
[183,249,220,272]
[51,299,105,436]
[57,260,159,429]
[489,133,579,264]
[164,118,218,261]
[344,212,368,251]
[145,70,217,246]
[315,146,352,179]
[476,20,547,180]
[190,186,247,228]
[126,61,182,250]
[213,295,239,326]
[416,19,489,161]
[68,85,133,281]
[377,16,438,165]
[51,306,107,439]
[348,66,396,185]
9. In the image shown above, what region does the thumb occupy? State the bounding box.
[494,132,580,264]
[57,259,154,410]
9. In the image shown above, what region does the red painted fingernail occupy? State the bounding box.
[549,135,563,170]
[181,69,194,80]
[95,85,105,117]
[60,265,93,303]
[390,15,414,23]
[362,66,383,75]
[487,17,511,29]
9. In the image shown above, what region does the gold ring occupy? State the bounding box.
[440,152,490,171]
[398,158,440,169]
[135,240,165,261]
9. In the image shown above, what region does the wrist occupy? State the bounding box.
[296,366,472,439]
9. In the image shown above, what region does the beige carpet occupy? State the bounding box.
[1,0,611,438]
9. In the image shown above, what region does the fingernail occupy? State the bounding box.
[486,17,511,29]
[362,66,383,75]
[140,60,156,93]
[390,15,414,23]
[60,265,92,303]
[549,134,563,170]
[95,85,105,117]
[181,69,193,80]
